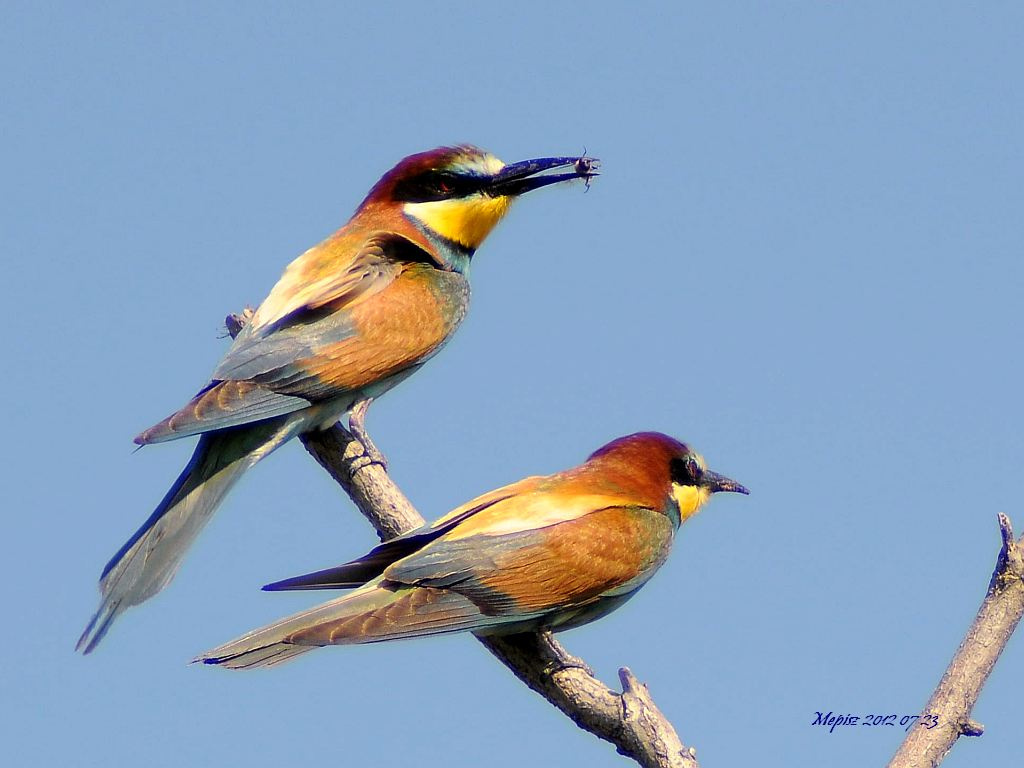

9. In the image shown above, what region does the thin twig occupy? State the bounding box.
[225,311,698,767]
[887,513,1024,768]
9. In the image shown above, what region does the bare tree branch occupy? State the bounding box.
[887,513,1024,768]
[225,311,697,767]
[482,633,695,768]
[299,425,420,541]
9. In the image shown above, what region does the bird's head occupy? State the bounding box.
[588,432,749,525]
[358,145,599,253]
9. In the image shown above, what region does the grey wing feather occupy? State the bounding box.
[212,308,359,382]
[136,383,312,444]
[384,531,542,588]
[262,498,516,591]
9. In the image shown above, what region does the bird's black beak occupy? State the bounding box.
[488,155,600,196]
[703,470,749,495]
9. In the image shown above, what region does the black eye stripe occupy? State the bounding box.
[394,171,483,203]
[670,456,703,486]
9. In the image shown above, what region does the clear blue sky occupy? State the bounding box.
[3,3,1021,766]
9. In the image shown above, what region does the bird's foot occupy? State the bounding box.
[541,631,595,677]
[348,398,387,470]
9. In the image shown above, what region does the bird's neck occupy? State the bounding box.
[407,216,475,275]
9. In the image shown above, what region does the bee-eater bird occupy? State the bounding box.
[197,432,747,669]
[78,145,599,654]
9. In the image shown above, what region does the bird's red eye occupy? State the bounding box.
[686,456,704,484]
[670,455,704,487]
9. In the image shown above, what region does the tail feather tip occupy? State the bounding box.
[76,603,117,655]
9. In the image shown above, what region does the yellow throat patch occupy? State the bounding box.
[671,483,712,524]
[404,194,513,250]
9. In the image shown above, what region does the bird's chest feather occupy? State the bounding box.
[307,267,469,389]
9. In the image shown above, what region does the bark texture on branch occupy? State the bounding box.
[299,426,420,541]
[887,513,1024,768]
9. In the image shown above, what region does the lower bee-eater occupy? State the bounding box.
[78,146,598,653]
[197,432,747,669]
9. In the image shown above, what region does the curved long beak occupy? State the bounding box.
[488,155,600,196]
[703,470,749,495]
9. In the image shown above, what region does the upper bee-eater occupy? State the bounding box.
[78,145,599,653]
[197,432,747,669]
